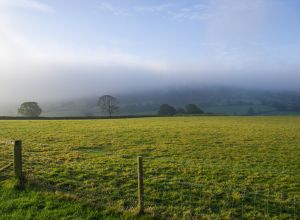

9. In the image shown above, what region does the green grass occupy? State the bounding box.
[0,116,299,219]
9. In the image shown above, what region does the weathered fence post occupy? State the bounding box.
[137,156,144,214]
[14,140,23,181]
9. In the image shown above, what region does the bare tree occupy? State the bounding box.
[97,95,119,117]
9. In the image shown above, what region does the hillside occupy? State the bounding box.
[43,87,300,116]
[1,87,300,117]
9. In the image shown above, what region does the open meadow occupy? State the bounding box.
[0,116,299,219]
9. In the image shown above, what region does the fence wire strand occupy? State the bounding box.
[0,139,14,177]
[1,144,299,219]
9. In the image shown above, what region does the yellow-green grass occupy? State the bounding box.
[0,116,299,219]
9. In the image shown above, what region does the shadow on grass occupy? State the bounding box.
[19,172,157,220]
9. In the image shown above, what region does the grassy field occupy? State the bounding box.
[0,116,299,219]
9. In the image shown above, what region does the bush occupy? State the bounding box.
[185,104,204,114]
[158,104,176,116]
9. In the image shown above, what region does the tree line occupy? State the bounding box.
[17,95,119,118]
[16,96,205,118]
[158,104,204,116]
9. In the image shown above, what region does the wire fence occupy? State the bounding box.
[0,139,14,178]
[22,150,139,212]
[140,158,299,219]
[1,141,299,219]
[143,177,299,219]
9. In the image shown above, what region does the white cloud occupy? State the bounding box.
[0,20,171,72]
[97,2,173,16]
[97,2,209,20]
[0,0,53,13]
[135,4,173,13]
[98,2,130,16]
[96,2,213,21]
[0,1,170,72]
[167,4,211,21]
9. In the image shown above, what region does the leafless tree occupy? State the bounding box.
[97,95,119,117]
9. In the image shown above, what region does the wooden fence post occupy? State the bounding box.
[137,156,144,214]
[14,140,23,181]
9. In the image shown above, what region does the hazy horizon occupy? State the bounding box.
[1,0,300,104]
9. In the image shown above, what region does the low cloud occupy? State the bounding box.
[0,0,300,105]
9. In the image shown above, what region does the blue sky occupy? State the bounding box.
[1,0,300,102]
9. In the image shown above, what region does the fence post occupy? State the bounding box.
[14,140,23,182]
[137,156,144,214]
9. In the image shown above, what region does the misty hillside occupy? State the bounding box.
[2,87,300,117]
[37,87,300,117]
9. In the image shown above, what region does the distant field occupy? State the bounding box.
[202,105,276,115]
[0,117,299,219]
[42,104,300,117]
